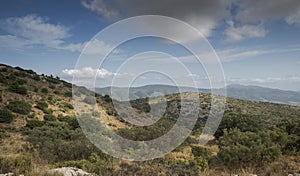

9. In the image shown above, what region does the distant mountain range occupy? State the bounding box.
[95,84,300,106]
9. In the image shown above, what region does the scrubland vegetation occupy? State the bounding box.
[0,64,299,175]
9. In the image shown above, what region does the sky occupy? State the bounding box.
[0,0,300,91]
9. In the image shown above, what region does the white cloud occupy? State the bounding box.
[285,11,300,26]
[81,0,232,39]
[0,14,117,54]
[81,39,119,55]
[235,0,300,23]
[224,21,267,43]
[81,0,119,20]
[0,14,69,49]
[227,76,300,85]
[61,67,116,79]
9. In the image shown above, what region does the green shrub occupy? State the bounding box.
[33,86,39,92]
[0,108,15,123]
[0,127,9,141]
[49,85,56,89]
[8,73,17,81]
[44,114,56,121]
[16,78,27,85]
[9,82,27,95]
[43,108,53,115]
[0,73,7,83]
[130,97,151,112]
[59,102,74,111]
[25,69,36,75]
[191,145,212,160]
[214,113,264,139]
[45,76,61,84]
[41,88,48,94]
[218,128,281,168]
[32,75,40,81]
[0,156,32,174]
[28,112,35,119]
[106,108,115,116]
[57,115,80,129]
[103,95,112,103]
[0,67,8,72]
[63,81,72,88]
[35,101,48,111]
[194,156,209,171]
[64,91,72,97]
[26,120,44,129]
[26,123,106,163]
[7,100,31,115]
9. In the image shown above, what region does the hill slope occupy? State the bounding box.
[0,64,299,175]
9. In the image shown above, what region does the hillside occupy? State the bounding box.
[95,84,300,106]
[0,64,299,175]
[225,84,300,106]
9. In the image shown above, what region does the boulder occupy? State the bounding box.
[48,167,92,176]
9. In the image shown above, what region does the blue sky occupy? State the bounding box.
[0,0,300,91]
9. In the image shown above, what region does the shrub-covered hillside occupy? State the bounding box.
[0,64,299,175]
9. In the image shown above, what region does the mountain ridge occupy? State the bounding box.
[95,84,300,106]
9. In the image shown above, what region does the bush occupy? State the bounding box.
[103,95,112,103]
[25,69,36,75]
[217,128,281,168]
[41,88,48,94]
[26,123,105,163]
[9,82,27,95]
[214,113,264,139]
[8,73,17,81]
[59,102,74,110]
[26,120,44,129]
[0,155,32,174]
[194,156,209,171]
[0,73,7,83]
[44,114,56,121]
[43,108,53,115]
[35,101,48,111]
[0,94,2,102]
[191,145,212,160]
[49,85,56,89]
[130,97,151,112]
[0,67,8,72]
[57,115,80,129]
[0,108,15,123]
[64,91,72,97]
[106,108,116,116]
[7,100,31,115]
[32,75,40,81]
[45,76,61,84]
[16,78,27,85]
[0,127,9,141]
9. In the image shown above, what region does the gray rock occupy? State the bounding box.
[0,173,14,176]
[48,167,92,176]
